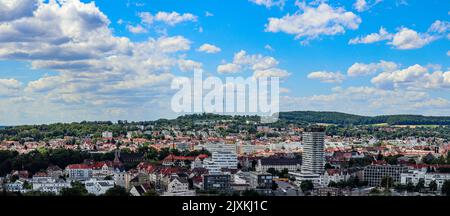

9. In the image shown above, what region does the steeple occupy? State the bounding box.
[113,149,122,168]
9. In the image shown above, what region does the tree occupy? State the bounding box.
[103,186,129,196]
[23,181,32,190]
[429,180,438,192]
[406,182,415,192]
[266,168,278,176]
[271,181,278,190]
[442,180,450,196]
[60,181,89,196]
[328,181,338,188]
[380,176,393,189]
[279,168,289,178]
[300,180,314,192]
[143,189,159,196]
[415,179,425,192]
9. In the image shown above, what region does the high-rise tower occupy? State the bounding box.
[301,127,325,175]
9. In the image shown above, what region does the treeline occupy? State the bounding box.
[0,121,128,141]
[325,125,450,140]
[3,111,450,142]
[279,111,450,125]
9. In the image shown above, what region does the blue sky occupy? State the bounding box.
[0,0,449,125]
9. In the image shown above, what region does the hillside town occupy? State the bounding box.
[1,114,450,196]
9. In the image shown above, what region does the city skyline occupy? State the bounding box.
[0,0,449,125]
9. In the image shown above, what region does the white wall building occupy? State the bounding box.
[301,127,325,175]
[4,180,26,193]
[31,179,71,195]
[84,179,115,195]
[114,170,130,190]
[204,151,238,174]
[66,164,93,181]
[102,131,113,138]
[400,170,450,190]
[163,175,195,196]
[203,142,237,154]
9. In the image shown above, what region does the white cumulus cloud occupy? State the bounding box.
[347,60,398,76]
[249,0,285,9]
[307,71,345,83]
[197,43,221,53]
[265,2,361,43]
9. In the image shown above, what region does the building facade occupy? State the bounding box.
[203,174,231,192]
[363,165,408,186]
[204,151,238,174]
[301,127,325,175]
[400,170,450,190]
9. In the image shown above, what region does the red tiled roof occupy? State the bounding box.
[66,164,93,169]
[33,172,49,177]
[196,154,209,160]
[163,154,195,162]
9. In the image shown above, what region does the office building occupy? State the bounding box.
[363,165,408,186]
[301,127,325,175]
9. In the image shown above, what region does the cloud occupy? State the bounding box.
[178,59,203,72]
[217,63,241,74]
[155,36,191,53]
[154,11,197,26]
[264,44,274,51]
[0,0,197,124]
[371,64,450,89]
[353,0,368,12]
[307,71,345,83]
[265,2,361,43]
[350,20,449,49]
[127,24,147,34]
[281,86,450,116]
[0,78,22,97]
[249,0,285,9]
[349,27,392,44]
[136,11,197,28]
[217,50,290,78]
[428,20,450,34]
[347,60,398,76]
[0,0,39,22]
[253,68,290,78]
[389,27,436,50]
[353,0,382,12]
[413,98,450,109]
[138,12,154,25]
[197,43,221,53]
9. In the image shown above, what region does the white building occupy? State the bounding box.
[301,127,325,175]
[289,171,322,187]
[319,170,350,187]
[84,179,115,195]
[102,131,113,139]
[114,170,130,190]
[31,179,71,195]
[163,175,195,196]
[66,164,93,181]
[203,142,237,154]
[204,151,238,174]
[400,170,450,190]
[4,180,26,193]
[256,157,302,172]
